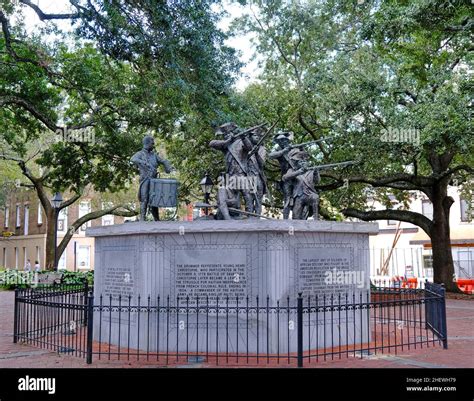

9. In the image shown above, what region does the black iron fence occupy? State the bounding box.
[13,282,448,367]
[13,283,90,359]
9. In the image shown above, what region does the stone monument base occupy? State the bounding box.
[87,220,378,354]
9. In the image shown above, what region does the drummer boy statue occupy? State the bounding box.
[131,135,174,221]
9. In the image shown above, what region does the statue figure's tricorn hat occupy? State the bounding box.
[273,131,294,142]
[215,122,238,136]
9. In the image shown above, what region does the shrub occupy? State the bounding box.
[0,269,94,289]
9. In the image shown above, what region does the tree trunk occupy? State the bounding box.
[45,208,57,270]
[430,180,458,292]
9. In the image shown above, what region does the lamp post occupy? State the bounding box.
[199,173,214,216]
[50,192,63,271]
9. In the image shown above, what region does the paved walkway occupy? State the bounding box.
[0,290,472,368]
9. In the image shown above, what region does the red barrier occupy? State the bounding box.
[402,277,418,289]
[457,279,474,295]
[391,276,418,289]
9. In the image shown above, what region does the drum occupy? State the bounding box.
[148,178,179,208]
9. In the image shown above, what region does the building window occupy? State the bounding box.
[456,249,473,279]
[4,206,9,228]
[37,203,43,225]
[101,202,114,226]
[422,200,433,220]
[423,254,433,277]
[36,246,40,266]
[460,198,472,222]
[79,201,91,231]
[77,245,91,269]
[16,205,21,227]
[2,248,6,268]
[58,250,67,270]
[57,208,67,233]
[14,247,18,269]
[24,205,29,236]
[102,214,114,226]
[423,254,433,269]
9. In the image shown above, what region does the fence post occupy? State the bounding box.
[83,278,89,327]
[424,280,432,331]
[297,292,303,368]
[13,288,19,343]
[439,284,448,349]
[86,292,94,364]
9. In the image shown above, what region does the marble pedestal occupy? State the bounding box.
[87,220,378,354]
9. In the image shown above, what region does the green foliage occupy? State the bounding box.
[0,268,93,289]
[1,1,241,200]
[231,0,473,214]
[0,268,28,290]
[60,270,94,286]
[0,161,22,208]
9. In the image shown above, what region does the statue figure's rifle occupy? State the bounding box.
[304,160,356,171]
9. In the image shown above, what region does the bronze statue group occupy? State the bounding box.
[209,122,353,220]
[131,127,353,221]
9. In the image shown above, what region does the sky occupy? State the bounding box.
[19,0,260,90]
[216,1,262,90]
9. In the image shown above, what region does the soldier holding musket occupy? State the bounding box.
[282,150,321,220]
[268,132,298,219]
[209,122,258,218]
[283,150,356,220]
[269,134,334,219]
[247,125,270,216]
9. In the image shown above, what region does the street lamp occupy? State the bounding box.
[50,192,63,271]
[199,173,214,216]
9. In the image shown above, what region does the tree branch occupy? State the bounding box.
[0,95,58,131]
[437,164,474,181]
[0,95,97,133]
[59,193,82,210]
[319,171,434,193]
[297,111,329,158]
[342,208,433,236]
[56,205,138,257]
[19,0,79,20]
[250,5,301,84]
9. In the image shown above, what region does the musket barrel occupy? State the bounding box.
[233,123,267,138]
[308,160,356,170]
[248,120,278,157]
[290,137,333,149]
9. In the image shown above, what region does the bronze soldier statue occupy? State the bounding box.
[247,126,268,216]
[268,132,298,219]
[131,135,173,221]
[282,150,320,220]
[215,173,243,220]
[209,122,254,219]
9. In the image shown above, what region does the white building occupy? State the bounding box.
[368,186,474,281]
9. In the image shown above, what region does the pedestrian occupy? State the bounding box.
[24,259,31,272]
[34,260,41,272]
